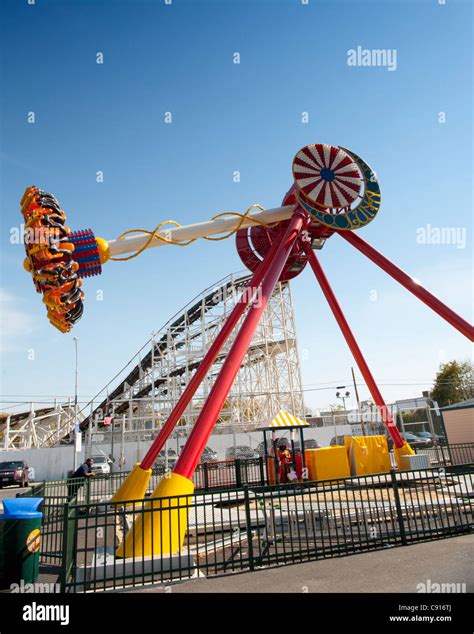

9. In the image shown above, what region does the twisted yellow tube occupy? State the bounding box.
[109,204,269,262]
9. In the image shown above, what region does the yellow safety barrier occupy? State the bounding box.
[344,435,391,476]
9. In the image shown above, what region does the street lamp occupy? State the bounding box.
[73,337,79,471]
[336,388,350,412]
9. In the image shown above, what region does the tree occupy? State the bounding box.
[431,360,474,407]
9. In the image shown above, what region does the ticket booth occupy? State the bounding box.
[259,410,310,485]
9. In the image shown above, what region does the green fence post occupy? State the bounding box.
[85,477,91,505]
[258,456,265,486]
[390,469,407,546]
[235,459,242,488]
[243,485,255,571]
[59,501,70,593]
[59,500,77,593]
[446,442,455,466]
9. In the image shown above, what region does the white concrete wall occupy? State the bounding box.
[0,445,80,482]
[0,424,356,481]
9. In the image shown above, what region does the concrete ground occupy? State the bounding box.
[131,533,473,594]
[0,485,35,510]
[0,486,33,509]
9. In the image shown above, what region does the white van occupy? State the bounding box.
[92,455,111,475]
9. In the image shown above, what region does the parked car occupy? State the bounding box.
[401,432,431,449]
[0,460,30,488]
[225,446,259,460]
[91,455,112,475]
[200,446,219,463]
[293,439,321,451]
[415,432,434,448]
[156,449,178,469]
[329,435,352,447]
[257,438,290,457]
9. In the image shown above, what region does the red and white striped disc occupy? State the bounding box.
[292,144,362,209]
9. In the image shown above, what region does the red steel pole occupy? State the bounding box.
[303,244,405,449]
[174,209,308,479]
[339,231,474,342]
[140,228,286,470]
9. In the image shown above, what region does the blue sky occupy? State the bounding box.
[0,0,472,414]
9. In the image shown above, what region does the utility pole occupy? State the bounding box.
[110,402,115,472]
[72,337,79,471]
[351,366,366,435]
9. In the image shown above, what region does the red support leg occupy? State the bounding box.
[140,226,286,470]
[303,244,405,449]
[339,231,474,342]
[174,209,308,479]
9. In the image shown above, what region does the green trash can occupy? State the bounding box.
[0,497,43,589]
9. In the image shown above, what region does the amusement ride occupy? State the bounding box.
[20,143,474,555]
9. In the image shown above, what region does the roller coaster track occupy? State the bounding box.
[82,272,255,429]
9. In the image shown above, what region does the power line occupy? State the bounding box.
[1,384,471,407]
[0,379,467,400]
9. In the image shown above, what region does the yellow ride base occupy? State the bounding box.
[111,463,152,504]
[116,472,194,558]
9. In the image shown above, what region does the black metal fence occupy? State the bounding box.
[16,458,266,572]
[415,442,474,467]
[193,458,266,491]
[50,463,473,592]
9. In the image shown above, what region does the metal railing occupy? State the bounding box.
[27,457,267,503]
[193,458,266,491]
[415,443,474,467]
[49,464,472,592]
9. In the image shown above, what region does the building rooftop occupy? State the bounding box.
[441,398,474,410]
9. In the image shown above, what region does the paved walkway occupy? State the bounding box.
[133,534,473,593]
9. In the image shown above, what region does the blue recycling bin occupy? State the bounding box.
[0,498,43,587]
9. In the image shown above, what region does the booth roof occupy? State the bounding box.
[259,409,309,430]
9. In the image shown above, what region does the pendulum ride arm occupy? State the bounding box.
[107,205,295,257]
[339,232,474,342]
[20,184,296,334]
[173,208,308,479]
